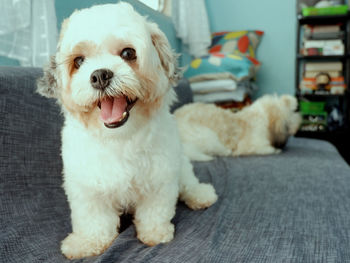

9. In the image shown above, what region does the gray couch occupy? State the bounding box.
[1,66,350,263]
[2,1,350,261]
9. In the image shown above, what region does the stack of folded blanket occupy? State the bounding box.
[184,30,263,108]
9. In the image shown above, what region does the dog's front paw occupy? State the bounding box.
[61,232,116,259]
[136,222,174,246]
[182,183,218,210]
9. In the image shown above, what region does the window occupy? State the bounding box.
[138,0,164,11]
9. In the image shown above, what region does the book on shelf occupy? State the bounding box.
[299,76,346,95]
[302,39,344,55]
[304,62,343,71]
[304,71,341,78]
[301,24,345,55]
[304,24,341,34]
[303,24,343,40]
[300,62,346,95]
[304,31,344,40]
[302,76,344,85]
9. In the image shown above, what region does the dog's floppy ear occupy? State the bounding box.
[37,55,59,98]
[147,22,181,84]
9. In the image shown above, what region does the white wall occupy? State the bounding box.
[205,0,297,97]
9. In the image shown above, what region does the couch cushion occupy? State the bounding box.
[0,66,68,262]
[170,78,193,112]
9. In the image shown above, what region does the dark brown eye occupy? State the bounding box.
[73,56,84,69]
[120,48,136,61]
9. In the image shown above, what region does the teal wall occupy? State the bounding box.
[205,0,297,97]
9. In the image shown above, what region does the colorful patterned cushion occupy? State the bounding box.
[209,30,264,58]
[184,52,260,82]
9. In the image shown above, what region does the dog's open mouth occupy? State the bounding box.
[98,96,137,128]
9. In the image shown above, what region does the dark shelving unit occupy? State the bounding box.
[296,91,349,98]
[297,54,350,60]
[297,13,349,24]
[295,11,350,164]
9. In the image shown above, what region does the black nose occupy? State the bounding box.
[90,69,114,90]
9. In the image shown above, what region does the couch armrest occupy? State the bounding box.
[171,78,193,113]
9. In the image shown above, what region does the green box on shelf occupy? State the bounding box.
[300,101,326,114]
[302,5,348,16]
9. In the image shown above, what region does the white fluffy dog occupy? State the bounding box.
[175,95,302,161]
[37,2,217,259]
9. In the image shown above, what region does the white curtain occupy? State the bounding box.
[0,0,57,67]
[172,0,211,58]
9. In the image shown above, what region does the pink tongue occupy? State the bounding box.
[100,97,127,124]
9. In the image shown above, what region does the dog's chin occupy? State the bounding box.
[97,95,138,129]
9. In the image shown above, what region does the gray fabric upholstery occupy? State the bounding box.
[170,78,193,113]
[1,66,350,263]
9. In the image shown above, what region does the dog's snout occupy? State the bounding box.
[90,69,114,90]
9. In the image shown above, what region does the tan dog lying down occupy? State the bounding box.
[174,94,302,161]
